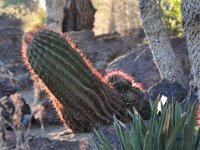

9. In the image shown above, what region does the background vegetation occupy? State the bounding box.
[0,0,183,36]
[159,0,183,37]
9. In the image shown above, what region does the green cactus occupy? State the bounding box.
[105,70,151,119]
[21,27,151,131]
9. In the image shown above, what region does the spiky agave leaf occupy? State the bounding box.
[93,98,200,150]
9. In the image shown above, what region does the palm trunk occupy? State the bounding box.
[138,0,188,88]
[182,0,200,98]
[182,0,200,124]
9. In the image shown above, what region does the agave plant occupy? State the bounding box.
[93,98,200,150]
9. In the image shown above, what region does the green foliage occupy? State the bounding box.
[0,0,39,17]
[2,0,37,9]
[158,0,183,37]
[93,99,200,150]
[23,8,47,32]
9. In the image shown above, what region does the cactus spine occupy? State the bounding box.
[105,70,151,119]
[21,27,150,131]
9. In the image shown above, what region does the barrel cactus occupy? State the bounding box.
[21,26,151,131]
[105,70,151,119]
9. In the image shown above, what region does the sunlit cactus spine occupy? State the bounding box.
[21,26,151,131]
[105,70,151,119]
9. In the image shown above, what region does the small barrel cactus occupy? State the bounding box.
[21,26,151,131]
[105,70,151,119]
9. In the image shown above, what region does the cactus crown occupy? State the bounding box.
[105,70,144,92]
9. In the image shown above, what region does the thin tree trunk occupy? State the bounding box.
[62,0,96,32]
[45,0,66,30]
[138,0,188,88]
[108,0,116,33]
[182,0,200,98]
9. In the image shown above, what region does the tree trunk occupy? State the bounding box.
[45,0,66,30]
[138,0,188,88]
[62,0,96,32]
[182,0,200,124]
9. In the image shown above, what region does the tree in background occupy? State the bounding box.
[45,0,95,32]
[45,0,66,30]
[138,0,188,88]
[62,0,96,32]
[45,0,200,100]
[159,0,183,36]
[138,0,200,101]
[182,0,200,99]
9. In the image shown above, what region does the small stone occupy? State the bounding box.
[148,79,187,102]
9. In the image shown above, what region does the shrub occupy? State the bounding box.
[93,98,200,150]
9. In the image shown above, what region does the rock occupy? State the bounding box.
[10,93,31,116]
[41,140,90,150]
[179,85,198,111]
[106,38,190,89]
[0,80,17,98]
[95,125,120,149]
[0,93,31,128]
[67,30,95,44]
[0,15,30,91]
[106,45,160,89]
[67,30,145,72]
[0,15,24,71]
[28,137,91,150]
[0,61,18,98]
[148,79,187,102]
[28,138,52,150]
[33,100,61,125]
[0,96,15,123]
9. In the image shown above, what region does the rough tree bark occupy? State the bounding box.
[182,0,200,98]
[138,0,188,88]
[62,0,96,32]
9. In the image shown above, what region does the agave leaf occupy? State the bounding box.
[166,112,187,150]
[92,129,105,150]
[149,99,160,136]
[183,97,190,115]
[135,116,143,150]
[195,127,200,150]
[130,127,141,150]
[93,128,104,143]
[187,102,197,148]
[154,103,168,150]
[124,132,135,150]
[169,101,175,136]
[182,123,189,150]
[92,128,113,150]
[128,109,147,136]
[174,101,181,126]
[114,116,126,150]
[129,113,144,150]
[92,139,102,150]
[144,131,153,150]
[160,105,171,149]
[182,102,197,150]
[101,134,113,150]
[162,106,170,136]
